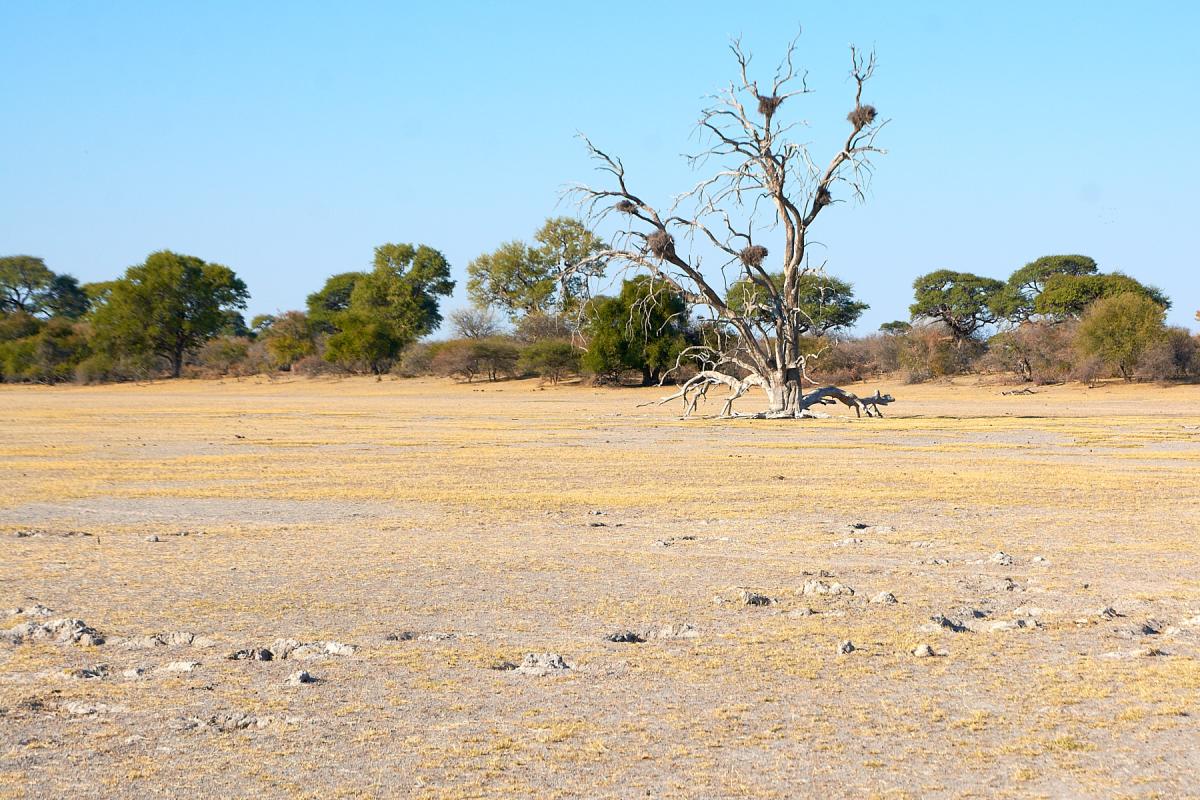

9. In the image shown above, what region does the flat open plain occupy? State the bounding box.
[1,376,1199,798]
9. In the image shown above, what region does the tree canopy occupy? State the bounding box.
[467,217,605,319]
[991,254,1098,322]
[581,277,690,386]
[0,255,90,319]
[322,243,454,373]
[1034,272,1170,319]
[90,250,249,377]
[726,272,868,336]
[909,270,1005,341]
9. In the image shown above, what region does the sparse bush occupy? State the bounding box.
[448,307,501,339]
[195,336,251,376]
[393,342,437,377]
[898,325,980,382]
[1134,327,1198,381]
[514,312,572,344]
[980,321,1077,384]
[431,337,521,382]
[291,355,349,377]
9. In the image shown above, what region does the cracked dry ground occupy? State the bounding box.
[1,377,1199,799]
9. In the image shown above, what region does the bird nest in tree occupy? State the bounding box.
[739,245,768,268]
[814,186,832,208]
[615,199,637,214]
[847,104,877,128]
[647,230,675,259]
[757,94,783,117]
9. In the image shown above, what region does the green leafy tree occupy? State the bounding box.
[582,277,690,385]
[44,275,92,319]
[323,243,454,374]
[0,318,90,383]
[306,272,362,334]
[519,339,580,384]
[261,310,315,368]
[909,270,1005,342]
[90,250,249,378]
[879,320,911,335]
[0,257,91,319]
[1035,272,1170,319]
[0,256,55,315]
[991,254,1098,322]
[726,272,868,335]
[467,217,605,318]
[1075,293,1167,381]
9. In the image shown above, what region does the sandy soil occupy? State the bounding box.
[1,376,1198,798]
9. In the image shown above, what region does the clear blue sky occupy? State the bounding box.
[2,1,1197,332]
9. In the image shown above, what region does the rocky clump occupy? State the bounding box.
[228,647,273,661]
[740,591,774,607]
[157,661,200,673]
[284,670,317,686]
[64,664,110,679]
[4,604,54,618]
[644,623,699,640]
[229,639,356,661]
[989,551,1015,566]
[870,591,898,605]
[837,640,856,655]
[64,702,125,715]
[989,618,1041,632]
[2,617,104,646]
[120,631,216,650]
[176,713,297,732]
[514,653,571,676]
[802,580,855,597]
[604,631,645,644]
[924,614,970,633]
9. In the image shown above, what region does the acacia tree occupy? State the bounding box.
[909,270,1004,344]
[571,36,886,417]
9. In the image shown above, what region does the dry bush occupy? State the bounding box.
[1135,327,1199,381]
[431,337,521,382]
[899,325,981,383]
[393,342,437,377]
[979,322,1077,384]
[292,355,349,376]
[191,336,252,377]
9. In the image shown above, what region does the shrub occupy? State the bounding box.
[393,342,437,377]
[519,339,580,384]
[195,336,251,376]
[292,355,349,376]
[980,321,1077,384]
[898,325,981,382]
[431,337,521,382]
[1135,327,1199,381]
[1075,293,1167,381]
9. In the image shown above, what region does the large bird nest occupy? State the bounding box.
[739,245,768,268]
[615,199,638,214]
[646,230,676,259]
[847,104,877,128]
[756,94,783,117]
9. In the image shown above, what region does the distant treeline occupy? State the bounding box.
[2,223,1197,386]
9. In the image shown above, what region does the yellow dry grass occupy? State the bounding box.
[0,375,1198,798]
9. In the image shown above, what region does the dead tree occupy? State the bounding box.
[571,34,888,418]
